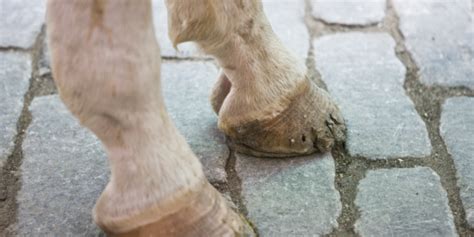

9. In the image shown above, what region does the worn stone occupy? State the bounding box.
[355,167,457,237]
[314,33,431,159]
[262,0,310,59]
[161,62,228,183]
[312,0,386,25]
[393,0,474,89]
[16,96,107,236]
[0,52,31,167]
[0,0,46,48]
[440,97,474,228]
[236,153,341,236]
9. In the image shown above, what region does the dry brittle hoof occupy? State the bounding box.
[226,79,346,157]
[102,181,255,237]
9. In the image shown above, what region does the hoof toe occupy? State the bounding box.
[225,79,346,158]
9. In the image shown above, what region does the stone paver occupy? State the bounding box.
[0,0,46,48]
[161,62,229,183]
[393,0,474,89]
[312,0,386,25]
[314,33,431,159]
[236,153,341,236]
[262,0,309,59]
[5,1,474,236]
[16,96,107,236]
[355,167,457,237]
[0,52,31,167]
[440,97,474,228]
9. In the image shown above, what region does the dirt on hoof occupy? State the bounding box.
[224,79,346,158]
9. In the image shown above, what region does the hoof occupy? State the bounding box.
[224,79,346,157]
[96,181,255,237]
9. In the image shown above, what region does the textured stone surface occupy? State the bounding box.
[263,0,310,59]
[393,0,474,89]
[161,62,228,183]
[312,0,386,25]
[355,167,457,237]
[16,96,107,236]
[314,33,431,159]
[0,0,46,48]
[0,52,31,167]
[441,97,474,228]
[236,153,341,236]
[152,0,309,59]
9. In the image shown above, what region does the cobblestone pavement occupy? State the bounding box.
[1,0,473,236]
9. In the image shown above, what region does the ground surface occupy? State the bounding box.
[0,0,473,236]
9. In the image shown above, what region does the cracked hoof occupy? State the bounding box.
[224,79,346,157]
[97,181,255,237]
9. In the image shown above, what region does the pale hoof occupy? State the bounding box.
[96,181,255,237]
[224,79,346,157]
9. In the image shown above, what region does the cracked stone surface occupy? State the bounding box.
[16,95,107,236]
[355,167,457,237]
[393,0,474,89]
[314,32,431,159]
[0,52,31,168]
[0,0,46,48]
[235,153,341,236]
[312,0,386,25]
[441,97,474,228]
[161,62,229,184]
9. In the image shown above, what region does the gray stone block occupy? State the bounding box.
[0,0,46,48]
[16,95,107,236]
[312,0,386,25]
[440,97,474,228]
[393,0,474,89]
[355,167,457,237]
[0,52,31,167]
[313,33,431,159]
[236,153,341,236]
[161,62,229,183]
